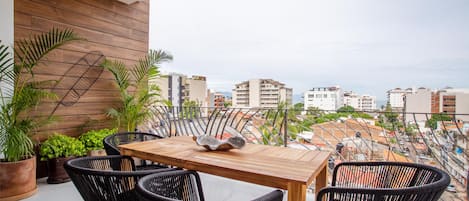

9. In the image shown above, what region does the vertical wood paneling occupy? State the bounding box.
[14,0,149,140]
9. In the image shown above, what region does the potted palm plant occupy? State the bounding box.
[0,29,81,200]
[103,50,172,132]
[39,134,86,184]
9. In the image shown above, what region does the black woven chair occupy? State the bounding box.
[136,170,284,201]
[64,155,174,201]
[104,132,166,169]
[316,161,450,201]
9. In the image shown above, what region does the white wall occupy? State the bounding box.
[249,79,260,107]
[405,88,432,123]
[0,0,14,47]
[456,93,469,122]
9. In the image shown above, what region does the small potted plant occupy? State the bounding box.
[40,134,86,184]
[79,128,117,156]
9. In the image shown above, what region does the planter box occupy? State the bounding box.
[87,149,107,156]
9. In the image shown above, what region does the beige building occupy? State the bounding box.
[404,87,469,122]
[405,87,432,123]
[232,79,292,108]
[438,88,469,122]
[150,73,208,107]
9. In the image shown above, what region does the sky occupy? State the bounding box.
[149,0,469,101]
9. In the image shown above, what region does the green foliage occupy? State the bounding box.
[337,105,355,113]
[384,103,398,123]
[260,102,309,145]
[39,134,86,161]
[306,106,324,116]
[426,113,452,129]
[405,124,417,136]
[182,100,200,118]
[0,29,82,162]
[78,128,117,151]
[103,50,173,132]
[293,103,304,115]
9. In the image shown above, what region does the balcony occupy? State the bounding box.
[21,106,469,201]
[1,0,467,200]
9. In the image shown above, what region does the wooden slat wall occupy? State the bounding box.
[14,0,149,141]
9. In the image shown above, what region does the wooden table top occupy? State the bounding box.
[119,136,330,190]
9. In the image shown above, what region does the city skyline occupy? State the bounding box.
[149,0,469,101]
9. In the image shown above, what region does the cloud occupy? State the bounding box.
[150,0,469,100]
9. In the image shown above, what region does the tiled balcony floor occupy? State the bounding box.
[25,173,316,201]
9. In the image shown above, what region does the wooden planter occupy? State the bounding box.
[87,149,107,156]
[47,156,74,184]
[0,156,37,201]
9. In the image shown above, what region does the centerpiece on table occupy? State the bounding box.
[193,135,246,151]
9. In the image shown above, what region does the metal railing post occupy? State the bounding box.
[284,109,288,147]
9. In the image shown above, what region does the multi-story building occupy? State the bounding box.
[343,91,377,111]
[150,73,208,107]
[304,86,343,111]
[361,95,377,111]
[404,87,469,122]
[214,93,225,108]
[232,79,292,108]
[387,88,415,112]
[208,90,226,108]
[343,91,361,110]
[437,88,469,121]
[405,87,432,122]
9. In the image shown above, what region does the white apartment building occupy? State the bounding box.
[304,86,343,111]
[344,91,377,111]
[343,91,361,110]
[387,88,415,111]
[150,73,208,107]
[232,79,292,108]
[361,95,377,111]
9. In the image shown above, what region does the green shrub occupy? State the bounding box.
[40,134,86,161]
[78,128,117,151]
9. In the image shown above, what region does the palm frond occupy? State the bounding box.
[0,44,14,104]
[102,59,129,91]
[15,28,83,73]
[132,49,172,85]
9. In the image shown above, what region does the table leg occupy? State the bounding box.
[287,182,306,201]
[315,164,328,197]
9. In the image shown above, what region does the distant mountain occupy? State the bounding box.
[376,100,387,109]
[218,91,232,98]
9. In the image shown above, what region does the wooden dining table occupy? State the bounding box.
[119,136,330,201]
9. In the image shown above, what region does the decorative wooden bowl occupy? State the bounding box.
[193,135,246,151]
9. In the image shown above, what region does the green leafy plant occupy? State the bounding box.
[0,29,82,162]
[78,128,117,151]
[103,50,172,132]
[39,134,86,161]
